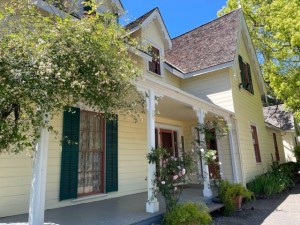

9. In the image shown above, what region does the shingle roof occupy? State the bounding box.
[124,8,157,31]
[263,105,295,131]
[165,9,241,74]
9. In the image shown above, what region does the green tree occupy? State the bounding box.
[0,0,143,154]
[219,0,300,119]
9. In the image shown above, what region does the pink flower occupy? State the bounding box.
[173,175,179,180]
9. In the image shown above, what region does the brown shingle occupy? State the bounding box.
[165,9,241,74]
[263,105,295,131]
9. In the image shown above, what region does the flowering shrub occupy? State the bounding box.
[147,147,194,211]
[193,120,228,180]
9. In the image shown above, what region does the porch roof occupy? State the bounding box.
[137,77,233,119]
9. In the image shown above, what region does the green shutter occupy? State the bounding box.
[247,63,254,94]
[60,107,80,200]
[106,115,118,193]
[238,55,246,88]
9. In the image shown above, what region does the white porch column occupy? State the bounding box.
[225,118,239,183]
[29,113,50,225]
[146,89,159,213]
[194,108,212,197]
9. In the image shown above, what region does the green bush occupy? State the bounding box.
[163,202,212,225]
[247,162,297,197]
[294,145,300,162]
[218,180,253,216]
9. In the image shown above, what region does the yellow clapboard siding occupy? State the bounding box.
[230,37,286,183]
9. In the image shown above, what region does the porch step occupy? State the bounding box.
[130,213,164,225]
[130,202,223,225]
[207,202,224,213]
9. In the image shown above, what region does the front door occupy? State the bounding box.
[159,129,179,157]
[206,129,220,179]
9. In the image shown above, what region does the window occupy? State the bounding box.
[60,107,118,200]
[273,133,280,161]
[149,46,161,75]
[78,111,105,195]
[238,55,254,94]
[251,125,261,163]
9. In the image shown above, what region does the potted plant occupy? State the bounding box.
[218,180,253,215]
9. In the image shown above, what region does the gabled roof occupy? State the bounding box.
[263,105,295,131]
[165,9,241,74]
[124,8,157,31]
[124,8,172,49]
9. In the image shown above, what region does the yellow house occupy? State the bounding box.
[264,104,299,162]
[0,1,287,221]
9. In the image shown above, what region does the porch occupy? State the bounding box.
[0,185,223,225]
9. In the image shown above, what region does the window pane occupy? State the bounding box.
[78,111,104,195]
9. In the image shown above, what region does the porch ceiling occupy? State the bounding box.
[156,96,196,122]
[156,96,218,122]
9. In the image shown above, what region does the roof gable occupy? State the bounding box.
[124,8,172,49]
[234,12,266,95]
[165,9,241,74]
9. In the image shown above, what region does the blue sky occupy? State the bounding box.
[120,0,228,38]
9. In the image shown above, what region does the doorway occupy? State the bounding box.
[155,128,179,157]
[206,129,220,179]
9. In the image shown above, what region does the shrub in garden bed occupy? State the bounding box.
[162,202,212,225]
[247,162,298,198]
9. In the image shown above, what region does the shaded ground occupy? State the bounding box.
[212,182,300,225]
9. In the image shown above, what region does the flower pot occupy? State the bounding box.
[234,195,243,211]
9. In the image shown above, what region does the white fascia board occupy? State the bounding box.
[136,76,233,118]
[141,10,172,49]
[128,46,152,61]
[164,63,184,79]
[265,122,284,132]
[184,61,233,79]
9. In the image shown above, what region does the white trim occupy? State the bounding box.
[145,40,165,77]
[72,193,108,202]
[126,9,172,49]
[164,63,184,78]
[225,119,239,183]
[195,108,212,197]
[265,122,284,132]
[127,46,152,61]
[136,77,233,118]
[216,134,224,180]
[155,123,183,156]
[146,89,159,213]
[235,12,267,95]
[142,10,172,49]
[184,61,233,78]
[29,113,50,225]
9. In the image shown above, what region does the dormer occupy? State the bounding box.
[125,8,172,77]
